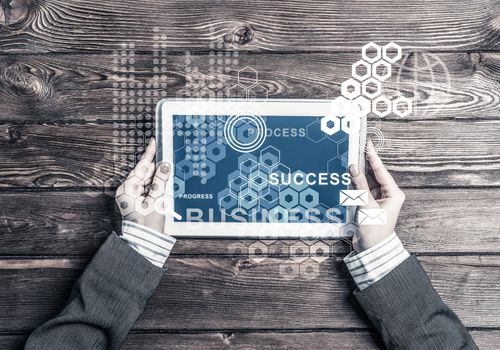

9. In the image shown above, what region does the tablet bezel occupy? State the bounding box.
[156,98,365,239]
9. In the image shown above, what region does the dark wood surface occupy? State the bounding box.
[1,0,499,349]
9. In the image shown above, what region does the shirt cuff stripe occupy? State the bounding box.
[344,232,410,290]
[120,221,177,268]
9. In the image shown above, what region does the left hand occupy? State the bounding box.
[115,138,171,233]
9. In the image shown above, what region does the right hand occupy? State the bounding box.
[348,140,406,252]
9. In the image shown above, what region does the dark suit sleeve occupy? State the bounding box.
[354,255,478,350]
[24,233,165,350]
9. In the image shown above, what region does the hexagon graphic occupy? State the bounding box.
[279,262,299,280]
[331,237,353,261]
[306,120,326,143]
[362,42,382,63]
[259,146,280,168]
[288,206,309,223]
[239,187,259,210]
[269,241,290,255]
[176,159,195,180]
[279,187,299,208]
[237,66,258,88]
[269,205,289,223]
[173,176,185,198]
[247,84,269,99]
[299,188,320,208]
[361,77,382,99]
[220,193,238,211]
[260,187,280,209]
[249,169,268,192]
[217,187,232,203]
[289,170,308,192]
[300,259,320,280]
[372,60,392,81]
[229,174,248,193]
[116,192,135,216]
[227,84,247,99]
[199,160,216,180]
[382,42,402,63]
[372,95,392,118]
[310,241,330,263]
[235,120,258,144]
[206,141,226,162]
[290,241,309,262]
[248,241,268,263]
[330,96,353,116]
[238,154,259,175]
[341,78,361,100]
[340,115,361,135]
[392,96,413,117]
[352,60,372,81]
[134,196,156,216]
[320,114,341,136]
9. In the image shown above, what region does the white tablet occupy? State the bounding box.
[156,98,366,238]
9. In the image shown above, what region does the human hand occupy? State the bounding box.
[348,140,405,252]
[115,138,171,233]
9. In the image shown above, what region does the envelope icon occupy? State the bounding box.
[358,209,387,226]
[340,190,369,206]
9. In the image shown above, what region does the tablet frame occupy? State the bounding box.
[156,98,366,239]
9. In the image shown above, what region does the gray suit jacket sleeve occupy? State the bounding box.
[24,233,165,350]
[355,255,478,350]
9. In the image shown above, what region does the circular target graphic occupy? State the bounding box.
[224,112,267,153]
[360,127,385,152]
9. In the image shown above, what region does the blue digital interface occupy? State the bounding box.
[171,115,350,223]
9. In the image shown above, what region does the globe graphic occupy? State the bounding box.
[394,51,452,117]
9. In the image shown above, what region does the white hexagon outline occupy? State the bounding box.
[341,78,361,100]
[372,95,392,118]
[392,96,413,117]
[320,114,341,136]
[361,77,382,99]
[362,42,382,63]
[382,42,402,63]
[352,60,372,81]
[372,60,392,81]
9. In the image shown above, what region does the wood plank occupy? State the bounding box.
[1,330,499,350]
[1,330,497,350]
[0,52,499,122]
[0,0,498,53]
[0,189,498,256]
[0,120,499,189]
[0,256,498,331]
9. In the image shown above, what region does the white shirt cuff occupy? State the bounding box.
[344,232,410,290]
[120,220,176,268]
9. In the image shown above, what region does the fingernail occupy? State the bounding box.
[349,164,359,176]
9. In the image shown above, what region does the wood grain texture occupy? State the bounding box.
[0,121,499,189]
[0,256,498,332]
[1,330,499,350]
[0,189,499,256]
[0,52,499,122]
[0,0,499,53]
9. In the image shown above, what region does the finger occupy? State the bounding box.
[139,137,156,163]
[126,138,157,184]
[365,140,399,194]
[349,164,377,207]
[149,161,171,198]
[124,161,155,198]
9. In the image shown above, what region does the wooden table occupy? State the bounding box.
[0,1,499,349]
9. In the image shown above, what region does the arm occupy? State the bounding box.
[345,140,477,350]
[25,139,175,350]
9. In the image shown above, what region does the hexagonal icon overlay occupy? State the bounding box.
[382,42,402,63]
[306,120,326,143]
[362,42,382,63]
[392,96,413,117]
[237,66,259,88]
[239,187,259,210]
[372,60,392,81]
[279,187,299,209]
[352,60,372,81]
[341,78,361,100]
[320,114,341,136]
[289,170,308,192]
[259,146,280,168]
[207,142,226,162]
[361,77,382,99]
[372,95,392,118]
[299,188,320,208]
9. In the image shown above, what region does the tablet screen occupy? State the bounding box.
[169,114,350,224]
